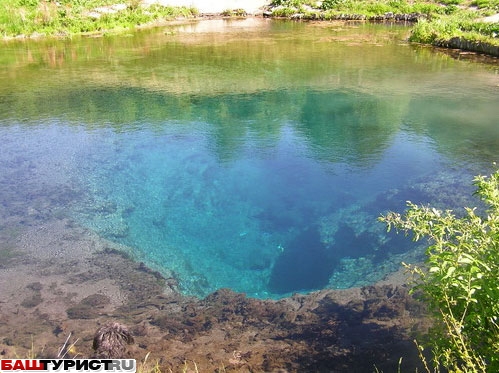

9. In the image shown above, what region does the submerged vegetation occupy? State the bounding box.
[381,169,499,372]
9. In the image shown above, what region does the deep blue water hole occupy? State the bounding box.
[268,226,334,294]
[65,89,497,298]
[0,20,498,299]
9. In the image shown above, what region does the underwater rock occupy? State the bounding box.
[66,305,99,319]
[66,294,111,319]
[20,294,43,308]
[80,294,111,307]
[21,282,44,308]
[26,282,43,291]
[361,285,408,321]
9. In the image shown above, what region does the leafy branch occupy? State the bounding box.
[380,169,499,372]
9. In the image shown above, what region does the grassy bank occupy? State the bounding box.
[0,0,198,38]
[269,0,499,55]
[1,1,498,56]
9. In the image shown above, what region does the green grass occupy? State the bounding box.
[272,0,447,15]
[0,0,198,38]
[1,0,498,50]
[410,10,499,47]
[270,0,499,52]
[270,0,448,20]
[473,0,499,11]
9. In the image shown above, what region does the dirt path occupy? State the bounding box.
[142,0,270,14]
[481,13,499,22]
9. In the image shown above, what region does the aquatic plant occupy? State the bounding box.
[380,169,499,372]
[93,322,134,358]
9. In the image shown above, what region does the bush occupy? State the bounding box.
[380,169,499,372]
[409,18,458,43]
[439,0,463,5]
[271,0,317,7]
[472,0,499,11]
[0,0,198,37]
[322,0,348,9]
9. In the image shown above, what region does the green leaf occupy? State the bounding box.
[457,254,473,264]
[443,266,456,279]
[380,169,499,371]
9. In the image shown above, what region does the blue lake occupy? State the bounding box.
[0,19,498,298]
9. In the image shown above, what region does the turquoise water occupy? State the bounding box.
[0,20,498,298]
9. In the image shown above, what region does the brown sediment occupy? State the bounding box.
[0,214,431,371]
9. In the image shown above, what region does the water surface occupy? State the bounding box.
[0,19,498,298]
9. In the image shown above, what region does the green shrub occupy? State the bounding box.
[271,7,300,17]
[461,20,499,37]
[409,18,458,43]
[410,9,499,47]
[439,0,463,5]
[0,0,198,37]
[366,2,391,15]
[322,0,348,9]
[271,0,317,7]
[472,0,499,11]
[18,0,40,7]
[380,169,499,372]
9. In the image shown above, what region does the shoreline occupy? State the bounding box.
[1,0,498,58]
[0,210,430,370]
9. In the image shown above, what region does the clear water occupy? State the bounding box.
[0,19,498,298]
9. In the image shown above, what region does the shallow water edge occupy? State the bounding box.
[0,212,430,371]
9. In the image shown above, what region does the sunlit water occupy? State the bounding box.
[0,19,498,298]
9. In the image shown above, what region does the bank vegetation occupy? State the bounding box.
[0,0,198,38]
[1,1,498,55]
[269,0,499,56]
[381,169,499,372]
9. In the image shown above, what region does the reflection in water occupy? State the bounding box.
[0,19,498,298]
[297,90,404,166]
